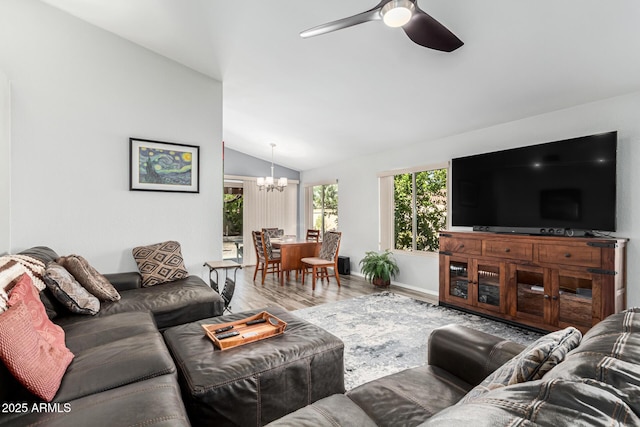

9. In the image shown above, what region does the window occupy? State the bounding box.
[380,165,447,253]
[306,183,338,236]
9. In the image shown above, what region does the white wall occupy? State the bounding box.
[302,91,640,307]
[0,0,223,277]
[0,71,9,254]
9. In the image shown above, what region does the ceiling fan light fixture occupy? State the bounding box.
[381,0,415,28]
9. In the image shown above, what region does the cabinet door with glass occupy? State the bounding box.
[443,257,505,313]
[553,269,599,332]
[473,260,504,313]
[444,256,474,306]
[510,265,549,326]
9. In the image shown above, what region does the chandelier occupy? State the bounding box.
[257,143,288,192]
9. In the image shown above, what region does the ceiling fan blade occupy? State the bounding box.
[300,8,381,38]
[402,7,463,52]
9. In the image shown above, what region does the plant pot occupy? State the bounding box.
[372,277,390,287]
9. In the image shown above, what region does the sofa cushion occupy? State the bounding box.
[460,326,581,404]
[0,301,73,402]
[61,311,160,353]
[543,308,640,416]
[88,276,223,329]
[422,378,640,427]
[347,364,473,427]
[132,241,189,287]
[57,255,121,302]
[266,394,377,427]
[17,246,60,265]
[53,330,175,402]
[44,262,100,315]
[1,375,190,427]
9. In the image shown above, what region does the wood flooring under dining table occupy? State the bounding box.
[271,239,320,285]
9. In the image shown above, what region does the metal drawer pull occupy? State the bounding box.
[544,294,550,299]
[564,253,571,258]
[504,248,511,253]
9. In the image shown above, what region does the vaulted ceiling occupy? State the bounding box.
[41,0,640,171]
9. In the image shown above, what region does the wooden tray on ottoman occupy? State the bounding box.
[202,311,287,351]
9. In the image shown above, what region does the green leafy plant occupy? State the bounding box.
[359,250,400,286]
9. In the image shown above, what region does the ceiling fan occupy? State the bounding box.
[300,0,463,52]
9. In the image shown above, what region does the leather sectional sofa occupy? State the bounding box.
[269,308,640,427]
[19,246,225,329]
[0,246,225,426]
[3,245,639,426]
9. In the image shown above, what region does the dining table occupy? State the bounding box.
[271,238,321,285]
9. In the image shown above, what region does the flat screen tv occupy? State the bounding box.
[451,131,617,236]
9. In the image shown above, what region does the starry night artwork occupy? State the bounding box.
[129,138,200,193]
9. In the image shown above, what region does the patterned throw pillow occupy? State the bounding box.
[57,255,121,302]
[132,241,189,287]
[461,326,582,403]
[44,262,100,315]
[0,300,74,402]
[0,255,46,314]
[319,232,341,261]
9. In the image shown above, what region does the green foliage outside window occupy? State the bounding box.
[394,168,447,252]
[223,193,243,236]
[313,184,338,234]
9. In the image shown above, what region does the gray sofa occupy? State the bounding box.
[269,308,640,427]
[0,246,225,426]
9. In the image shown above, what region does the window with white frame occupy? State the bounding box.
[379,164,448,253]
[305,182,338,236]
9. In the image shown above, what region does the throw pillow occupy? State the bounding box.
[461,326,582,403]
[0,255,46,292]
[0,300,74,402]
[132,241,189,287]
[57,255,121,302]
[8,274,67,348]
[0,257,25,314]
[44,262,100,315]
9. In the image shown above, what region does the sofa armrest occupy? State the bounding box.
[104,272,142,291]
[428,324,525,387]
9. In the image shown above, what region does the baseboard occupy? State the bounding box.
[351,272,439,302]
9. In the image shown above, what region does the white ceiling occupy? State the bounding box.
[40,0,640,171]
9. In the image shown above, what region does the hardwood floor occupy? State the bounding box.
[216,266,438,313]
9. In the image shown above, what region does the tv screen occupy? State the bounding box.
[451,132,617,233]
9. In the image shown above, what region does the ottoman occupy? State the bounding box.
[163,306,345,427]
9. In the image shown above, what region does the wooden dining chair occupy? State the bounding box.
[252,231,281,284]
[262,228,284,238]
[301,231,342,290]
[306,229,320,242]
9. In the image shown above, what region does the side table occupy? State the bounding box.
[204,260,241,313]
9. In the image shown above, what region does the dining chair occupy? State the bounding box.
[305,229,320,242]
[252,231,281,284]
[262,228,283,257]
[301,231,342,290]
[262,228,284,238]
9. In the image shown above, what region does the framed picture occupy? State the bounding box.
[129,138,200,193]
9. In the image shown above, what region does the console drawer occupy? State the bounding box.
[538,244,601,267]
[483,240,533,261]
[440,237,482,255]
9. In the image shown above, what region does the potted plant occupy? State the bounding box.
[359,250,400,287]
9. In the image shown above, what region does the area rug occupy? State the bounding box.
[292,292,542,390]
